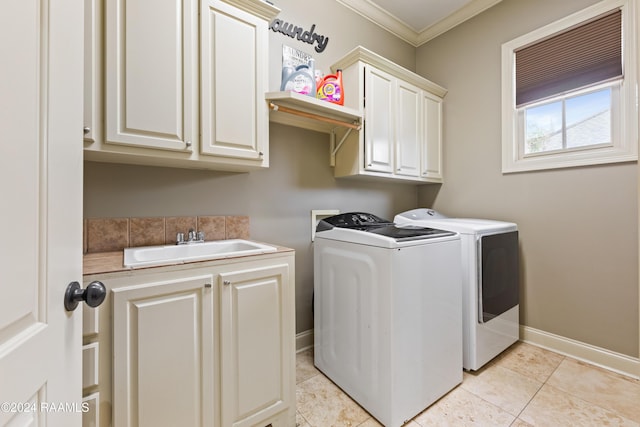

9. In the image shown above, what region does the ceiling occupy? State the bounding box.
[335,0,502,46]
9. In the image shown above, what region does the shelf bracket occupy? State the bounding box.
[330,127,353,166]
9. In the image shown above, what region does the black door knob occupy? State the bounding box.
[64,281,106,311]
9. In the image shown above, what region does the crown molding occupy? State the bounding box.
[336,0,502,46]
[335,0,419,45]
[417,0,502,44]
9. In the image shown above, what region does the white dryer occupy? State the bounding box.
[395,208,519,371]
[314,212,462,427]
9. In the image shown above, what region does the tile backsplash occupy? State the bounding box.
[84,215,250,254]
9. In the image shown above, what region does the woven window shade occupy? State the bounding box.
[515,9,622,107]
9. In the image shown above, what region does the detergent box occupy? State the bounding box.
[280,45,316,96]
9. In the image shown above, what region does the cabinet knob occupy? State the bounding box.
[185,140,192,148]
[83,126,90,135]
[258,151,264,157]
[223,280,231,286]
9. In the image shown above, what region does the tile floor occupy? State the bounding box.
[295,342,640,426]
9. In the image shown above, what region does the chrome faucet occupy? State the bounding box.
[176,228,205,245]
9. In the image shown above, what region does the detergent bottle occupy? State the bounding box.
[316,69,344,105]
[280,61,295,89]
[315,70,324,91]
[280,59,316,96]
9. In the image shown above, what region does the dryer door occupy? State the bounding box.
[478,231,519,323]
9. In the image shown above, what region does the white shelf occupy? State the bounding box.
[265,91,362,134]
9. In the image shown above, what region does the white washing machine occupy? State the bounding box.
[314,212,462,427]
[395,208,519,371]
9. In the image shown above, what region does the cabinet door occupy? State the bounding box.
[395,80,422,177]
[364,66,394,173]
[219,264,292,427]
[112,274,214,427]
[84,0,101,144]
[201,0,268,163]
[422,92,443,181]
[105,0,198,151]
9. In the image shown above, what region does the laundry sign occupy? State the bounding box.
[269,19,329,53]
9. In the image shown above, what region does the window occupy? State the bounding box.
[522,83,615,155]
[501,0,637,173]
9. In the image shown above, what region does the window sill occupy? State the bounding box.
[502,146,637,173]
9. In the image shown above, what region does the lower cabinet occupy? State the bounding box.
[81,251,296,427]
[219,264,293,427]
[112,274,215,427]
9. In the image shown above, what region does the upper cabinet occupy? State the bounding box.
[422,90,444,181]
[104,0,198,152]
[83,0,102,145]
[83,0,279,172]
[201,0,270,163]
[331,46,446,184]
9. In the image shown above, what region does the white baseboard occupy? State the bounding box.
[520,325,640,379]
[299,326,640,379]
[296,329,314,353]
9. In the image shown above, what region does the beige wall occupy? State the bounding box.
[85,1,420,334]
[84,0,640,358]
[416,0,639,357]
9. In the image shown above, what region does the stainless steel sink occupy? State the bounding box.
[124,239,278,268]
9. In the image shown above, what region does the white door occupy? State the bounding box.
[0,0,84,426]
[219,264,292,427]
[105,0,198,151]
[395,80,422,177]
[111,274,215,427]
[364,65,394,173]
[421,92,443,181]
[200,0,268,162]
